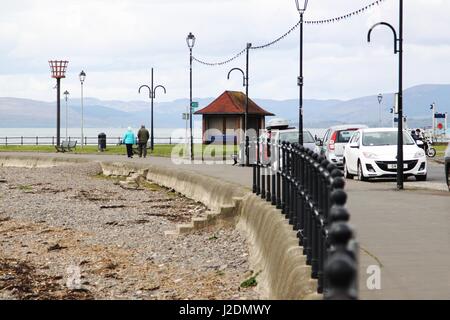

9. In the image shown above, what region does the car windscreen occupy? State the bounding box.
[279,131,315,144]
[362,131,415,146]
[336,130,357,143]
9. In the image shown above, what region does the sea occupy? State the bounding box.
[0,127,328,146]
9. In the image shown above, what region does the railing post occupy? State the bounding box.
[324,167,358,300]
[256,136,261,195]
[253,138,257,193]
[276,141,282,209]
[311,153,320,279]
[5,137,7,146]
[21,136,23,145]
[282,142,289,215]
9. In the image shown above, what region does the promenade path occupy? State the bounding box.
[1,152,449,299]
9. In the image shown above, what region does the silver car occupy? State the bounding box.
[315,124,368,168]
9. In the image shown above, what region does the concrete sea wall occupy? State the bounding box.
[0,155,318,299]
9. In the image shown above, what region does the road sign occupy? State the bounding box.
[191,101,199,109]
[182,113,190,120]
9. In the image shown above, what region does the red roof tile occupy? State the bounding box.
[194,91,274,116]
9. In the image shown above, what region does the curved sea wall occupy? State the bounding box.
[0,155,319,299]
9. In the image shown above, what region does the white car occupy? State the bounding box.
[343,128,427,181]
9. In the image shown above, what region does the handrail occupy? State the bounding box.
[251,138,358,299]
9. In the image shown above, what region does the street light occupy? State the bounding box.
[367,0,404,190]
[79,70,86,148]
[227,43,252,166]
[63,90,70,141]
[139,68,167,151]
[295,0,308,145]
[377,93,383,127]
[49,60,68,147]
[187,32,195,161]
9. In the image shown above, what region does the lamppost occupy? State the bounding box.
[79,70,86,148]
[368,0,404,190]
[295,0,308,145]
[377,93,383,127]
[187,32,196,161]
[139,68,167,151]
[63,90,70,141]
[227,43,252,166]
[48,60,68,146]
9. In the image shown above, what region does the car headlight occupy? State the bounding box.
[363,152,378,159]
[414,150,425,158]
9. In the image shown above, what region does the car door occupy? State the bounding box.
[346,132,360,173]
[319,129,330,156]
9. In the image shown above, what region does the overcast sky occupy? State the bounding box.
[0,0,449,102]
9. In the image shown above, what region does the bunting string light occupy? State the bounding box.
[305,0,386,25]
[193,0,388,66]
[193,48,246,66]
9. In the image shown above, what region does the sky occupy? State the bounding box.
[0,0,449,103]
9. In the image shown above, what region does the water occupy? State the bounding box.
[0,127,328,145]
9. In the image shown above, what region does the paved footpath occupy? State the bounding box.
[1,152,449,299]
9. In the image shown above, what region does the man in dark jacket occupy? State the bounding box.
[137,125,150,158]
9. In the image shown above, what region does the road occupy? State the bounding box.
[1,152,449,299]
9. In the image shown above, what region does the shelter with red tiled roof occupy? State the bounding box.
[194,91,274,144]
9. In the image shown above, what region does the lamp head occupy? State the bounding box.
[186,32,196,49]
[378,93,383,104]
[295,0,308,13]
[79,70,86,84]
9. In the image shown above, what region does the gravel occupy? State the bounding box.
[0,163,259,300]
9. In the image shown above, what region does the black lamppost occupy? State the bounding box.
[368,0,404,190]
[227,42,251,167]
[49,60,69,146]
[378,93,383,127]
[187,32,196,161]
[63,90,70,141]
[295,0,308,145]
[139,68,167,151]
[79,70,86,148]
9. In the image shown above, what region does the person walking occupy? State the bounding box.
[137,125,150,158]
[122,127,136,158]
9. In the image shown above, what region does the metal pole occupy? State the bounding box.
[397,0,404,190]
[299,11,304,145]
[431,102,435,139]
[81,81,84,148]
[245,43,251,166]
[56,78,61,146]
[151,68,154,151]
[190,47,194,161]
[65,94,68,141]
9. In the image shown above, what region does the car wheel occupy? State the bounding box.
[416,175,427,182]
[358,161,368,182]
[344,160,354,179]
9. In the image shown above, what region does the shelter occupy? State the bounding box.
[194,91,274,144]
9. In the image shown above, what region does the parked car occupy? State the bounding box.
[258,128,316,168]
[343,128,427,181]
[315,125,368,168]
[445,143,450,191]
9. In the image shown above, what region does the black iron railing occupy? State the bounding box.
[252,139,358,300]
[0,136,202,146]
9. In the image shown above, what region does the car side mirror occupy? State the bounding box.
[350,142,359,149]
[416,140,424,146]
[316,140,323,147]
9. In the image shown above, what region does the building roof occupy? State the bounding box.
[194,91,275,116]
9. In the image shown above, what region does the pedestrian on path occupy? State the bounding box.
[137,125,150,158]
[122,127,136,158]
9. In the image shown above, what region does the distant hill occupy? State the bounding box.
[0,84,449,128]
